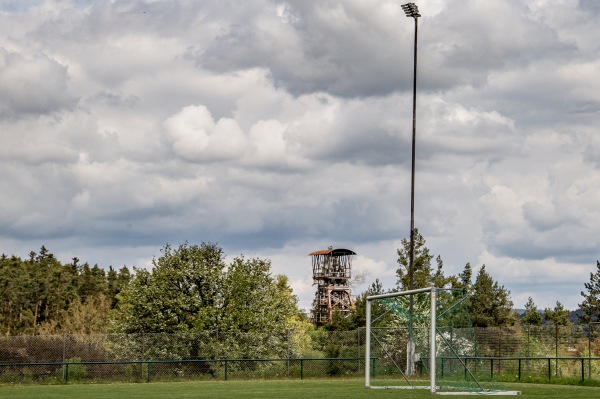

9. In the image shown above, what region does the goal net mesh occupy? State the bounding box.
[367,288,516,394]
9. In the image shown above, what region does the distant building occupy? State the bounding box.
[309,248,355,326]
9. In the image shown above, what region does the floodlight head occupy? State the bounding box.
[401,3,420,18]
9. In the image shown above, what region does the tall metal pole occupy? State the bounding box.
[401,2,420,377]
[408,4,418,294]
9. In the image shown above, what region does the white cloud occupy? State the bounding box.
[164,105,246,163]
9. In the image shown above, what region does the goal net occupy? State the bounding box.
[365,287,520,395]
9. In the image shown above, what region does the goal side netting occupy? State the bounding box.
[365,287,520,395]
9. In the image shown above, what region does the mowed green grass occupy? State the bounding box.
[1,379,600,399]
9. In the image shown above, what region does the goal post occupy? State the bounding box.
[365,287,437,393]
[365,287,520,396]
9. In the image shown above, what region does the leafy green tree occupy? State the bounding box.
[522,296,543,326]
[469,265,516,327]
[544,301,571,327]
[112,242,303,334]
[221,257,299,332]
[323,308,357,331]
[578,261,600,324]
[351,278,388,328]
[113,242,226,333]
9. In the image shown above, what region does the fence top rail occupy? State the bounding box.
[0,357,378,367]
[438,356,600,361]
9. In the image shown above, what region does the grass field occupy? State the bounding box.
[2,379,600,399]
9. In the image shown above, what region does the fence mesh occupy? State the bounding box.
[0,326,599,384]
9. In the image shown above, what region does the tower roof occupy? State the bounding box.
[308,248,356,256]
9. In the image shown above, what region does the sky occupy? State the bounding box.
[1,0,599,313]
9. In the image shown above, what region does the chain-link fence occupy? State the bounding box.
[1,326,600,384]
[0,330,368,384]
[473,324,600,362]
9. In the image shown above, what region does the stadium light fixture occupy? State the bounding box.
[401,2,421,18]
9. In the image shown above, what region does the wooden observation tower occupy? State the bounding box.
[309,248,356,326]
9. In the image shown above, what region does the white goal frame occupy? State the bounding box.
[365,287,520,396]
[365,287,437,393]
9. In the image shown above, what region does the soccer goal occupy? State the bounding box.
[365,287,520,395]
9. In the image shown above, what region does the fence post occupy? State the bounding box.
[357,328,361,374]
[62,333,66,380]
[590,324,593,380]
[518,358,521,381]
[548,358,551,381]
[215,330,218,359]
[441,357,444,379]
[147,362,151,383]
[581,358,584,383]
[527,326,530,358]
[498,327,502,358]
[65,363,69,384]
[141,333,145,381]
[526,326,530,377]
[224,360,228,381]
[287,330,291,378]
[300,359,304,380]
[372,357,377,377]
[555,325,559,377]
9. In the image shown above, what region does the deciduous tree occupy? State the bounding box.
[112,242,303,334]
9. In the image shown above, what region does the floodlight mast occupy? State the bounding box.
[402,1,419,297]
[402,2,420,377]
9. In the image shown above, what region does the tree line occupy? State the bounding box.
[1,234,599,336]
[326,230,600,331]
[0,246,130,335]
[0,243,308,336]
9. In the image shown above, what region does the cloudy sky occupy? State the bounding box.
[1,0,599,313]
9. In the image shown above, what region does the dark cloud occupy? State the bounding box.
[198,1,413,97]
[490,239,599,264]
[419,0,577,91]
[0,49,78,119]
[579,0,600,15]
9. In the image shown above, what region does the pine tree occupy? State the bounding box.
[522,296,542,326]
[470,265,515,327]
[579,261,600,324]
[396,229,433,290]
[349,278,387,328]
[544,301,571,327]
[458,263,473,292]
